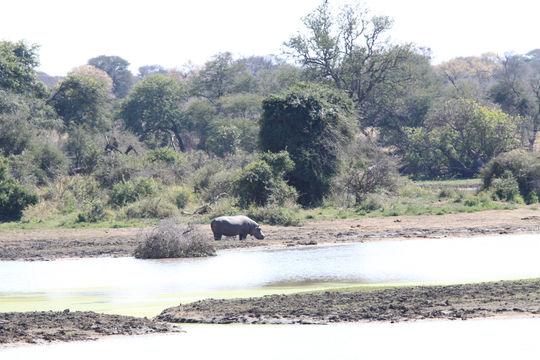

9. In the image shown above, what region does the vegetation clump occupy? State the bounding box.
[481,150,540,203]
[134,221,215,259]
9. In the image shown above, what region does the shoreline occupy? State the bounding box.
[1,206,540,261]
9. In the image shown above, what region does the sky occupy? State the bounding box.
[1,0,539,76]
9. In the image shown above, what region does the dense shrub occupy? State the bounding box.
[0,156,38,221]
[109,177,157,207]
[134,221,215,259]
[246,204,303,226]
[173,186,192,209]
[144,147,184,165]
[76,200,107,223]
[489,171,522,202]
[232,151,297,208]
[121,197,178,219]
[481,150,540,203]
[93,154,142,188]
[259,83,355,205]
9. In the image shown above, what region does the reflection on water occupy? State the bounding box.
[2,318,540,359]
[1,233,539,316]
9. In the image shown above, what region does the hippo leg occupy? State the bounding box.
[214,233,222,240]
[239,233,246,240]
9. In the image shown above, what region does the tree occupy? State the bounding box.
[88,55,134,98]
[191,52,257,103]
[49,71,111,131]
[119,74,189,151]
[259,82,355,205]
[403,99,520,178]
[138,65,168,78]
[489,52,540,150]
[0,40,46,97]
[284,2,416,127]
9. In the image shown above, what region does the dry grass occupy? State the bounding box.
[134,220,215,259]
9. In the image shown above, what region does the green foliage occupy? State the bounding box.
[134,221,215,259]
[246,204,303,226]
[233,160,273,207]
[205,121,241,157]
[120,74,188,151]
[0,155,38,221]
[233,151,297,208]
[173,185,192,209]
[88,55,134,98]
[489,171,522,202]
[404,99,520,178]
[259,82,354,205]
[76,200,107,223]
[93,154,142,188]
[50,72,111,131]
[109,177,157,207]
[32,142,67,184]
[480,150,540,202]
[144,147,184,165]
[120,197,178,219]
[0,40,46,96]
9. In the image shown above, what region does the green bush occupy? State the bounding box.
[489,171,522,202]
[76,200,106,223]
[0,156,38,221]
[232,152,297,208]
[134,221,215,259]
[145,147,184,165]
[247,204,303,226]
[121,197,178,219]
[481,150,540,201]
[93,154,142,188]
[173,186,192,209]
[109,177,157,207]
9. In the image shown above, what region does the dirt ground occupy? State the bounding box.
[1,206,540,347]
[157,279,540,325]
[0,311,182,348]
[1,206,540,261]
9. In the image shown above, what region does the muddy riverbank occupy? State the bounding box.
[1,206,540,261]
[157,279,540,324]
[0,311,181,347]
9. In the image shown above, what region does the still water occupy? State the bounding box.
[0,234,540,316]
[3,318,540,359]
[1,233,540,316]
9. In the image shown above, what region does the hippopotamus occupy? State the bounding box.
[210,215,265,240]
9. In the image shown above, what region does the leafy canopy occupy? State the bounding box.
[259,82,355,205]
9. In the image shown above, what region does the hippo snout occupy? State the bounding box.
[254,226,265,240]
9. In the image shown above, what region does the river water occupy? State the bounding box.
[2,233,540,357]
[1,233,540,316]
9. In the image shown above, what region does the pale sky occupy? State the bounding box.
[1,0,539,76]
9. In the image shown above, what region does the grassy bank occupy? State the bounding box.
[0,178,526,231]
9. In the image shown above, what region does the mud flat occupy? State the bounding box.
[0,311,181,347]
[157,279,540,324]
[1,207,540,261]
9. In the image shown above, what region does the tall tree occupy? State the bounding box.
[284,1,416,127]
[88,55,134,98]
[49,70,112,131]
[259,82,355,205]
[489,53,539,149]
[119,74,189,151]
[0,40,46,97]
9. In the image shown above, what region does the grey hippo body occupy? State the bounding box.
[211,215,265,240]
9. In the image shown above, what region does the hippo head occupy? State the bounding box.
[252,226,265,240]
